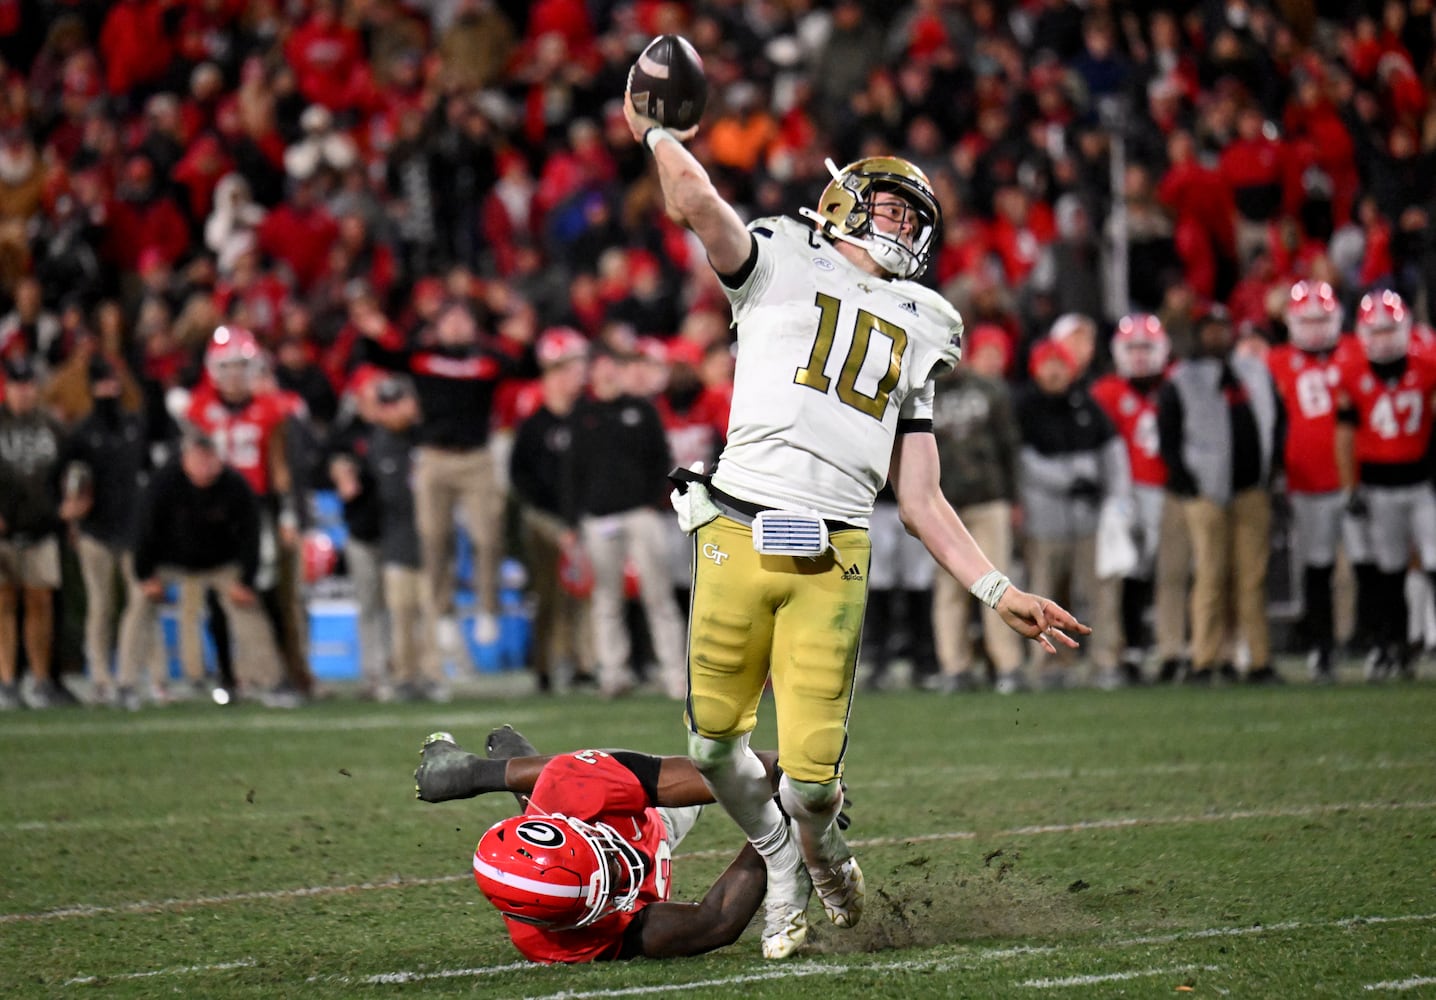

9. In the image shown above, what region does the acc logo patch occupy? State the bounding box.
[515,820,566,849]
[813,257,835,271]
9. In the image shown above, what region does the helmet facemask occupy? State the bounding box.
[1357,290,1411,364]
[1285,281,1342,353]
[800,157,942,280]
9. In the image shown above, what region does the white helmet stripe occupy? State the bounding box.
[473,855,586,899]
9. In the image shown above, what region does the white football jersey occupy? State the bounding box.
[711,216,964,525]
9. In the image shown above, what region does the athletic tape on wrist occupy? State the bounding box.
[644,126,676,153]
[969,569,1011,609]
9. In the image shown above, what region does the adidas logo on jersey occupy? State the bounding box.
[841,563,863,581]
[900,300,919,315]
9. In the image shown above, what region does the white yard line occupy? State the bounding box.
[60,914,1436,992]
[1364,975,1436,991]
[7,800,1434,925]
[1020,963,1219,989]
[64,958,255,987]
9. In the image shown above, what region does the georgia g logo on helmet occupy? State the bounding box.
[799,156,943,280]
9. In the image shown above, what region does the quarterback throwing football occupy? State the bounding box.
[625,92,1089,960]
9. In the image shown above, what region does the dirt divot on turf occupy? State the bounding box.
[805,849,1102,954]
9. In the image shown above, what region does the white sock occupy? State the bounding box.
[779,773,844,863]
[690,734,800,875]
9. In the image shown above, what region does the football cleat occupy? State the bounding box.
[801,822,865,929]
[415,731,482,803]
[761,858,812,959]
[485,725,538,760]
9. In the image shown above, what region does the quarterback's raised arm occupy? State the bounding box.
[623,92,753,278]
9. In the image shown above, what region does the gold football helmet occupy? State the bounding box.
[800,156,942,279]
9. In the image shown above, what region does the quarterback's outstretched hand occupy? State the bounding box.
[623,89,699,144]
[995,587,1089,654]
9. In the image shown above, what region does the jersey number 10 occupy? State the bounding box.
[794,292,908,420]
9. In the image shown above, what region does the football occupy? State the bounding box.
[627,34,708,131]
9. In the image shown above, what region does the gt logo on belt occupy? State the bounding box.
[702,542,729,565]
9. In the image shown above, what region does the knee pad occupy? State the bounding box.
[687,731,748,774]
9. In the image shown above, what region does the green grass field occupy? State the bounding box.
[3,673,1434,999]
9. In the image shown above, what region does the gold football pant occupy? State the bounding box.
[685,516,870,783]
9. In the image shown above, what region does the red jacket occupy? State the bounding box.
[257,204,340,293]
[100,0,174,96]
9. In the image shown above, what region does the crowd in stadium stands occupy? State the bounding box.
[1,0,1435,708]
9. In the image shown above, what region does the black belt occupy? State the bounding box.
[707,484,862,534]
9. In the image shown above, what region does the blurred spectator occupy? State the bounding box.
[569,343,683,699]
[124,430,297,709]
[256,175,339,293]
[1015,338,1127,688]
[0,276,61,371]
[370,376,448,701]
[0,356,66,709]
[58,357,148,704]
[509,328,594,694]
[929,326,1024,693]
[327,374,389,701]
[1158,305,1285,684]
[0,128,43,291]
[358,299,521,657]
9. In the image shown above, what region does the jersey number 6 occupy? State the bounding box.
[794,292,908,421]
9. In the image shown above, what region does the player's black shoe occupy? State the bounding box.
[485,724,538,760]
[414,731,484,803]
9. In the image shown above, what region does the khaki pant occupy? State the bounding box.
[119,564,282,692]
[347,539,389,688]
[414,445,503,622]
[933,501,1024,676]
[383,563,442,685]
[75,533,143,690]
[582,507,686,698]
[1153,493,1193,662]
[521,507,593,682]
[275,539,312,693]
[1024,533,1121,676]
[1182,489,1272,670]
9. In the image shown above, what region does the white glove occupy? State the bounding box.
[670,462,721,534]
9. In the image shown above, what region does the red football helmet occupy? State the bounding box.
[1356,289,1411,363]
[473,812,645,930]
[206,325,261,398]
[1111,313,1170,379]
[1285,280,1342,352]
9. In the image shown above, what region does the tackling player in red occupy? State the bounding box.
[1267,281,1348,682]
[414,726,817,963]
[1334,289,1436,680]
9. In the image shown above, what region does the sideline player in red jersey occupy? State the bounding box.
[413,726,832,964]
[1267,281,1349,682]
[187,326,313,694]
[1335,289,1436,680]
[1092,314,1187,684]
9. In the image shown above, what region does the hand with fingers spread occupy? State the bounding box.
[995,588,1090,654]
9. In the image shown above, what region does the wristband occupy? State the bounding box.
[644,126,676,153]
[969,569,1011,609]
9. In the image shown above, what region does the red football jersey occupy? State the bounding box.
[1267,341,1346,493]
[188,385,291,496]
[504,752,672,964]
[1337,349,1436,467]
[1090,374,1166,487]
